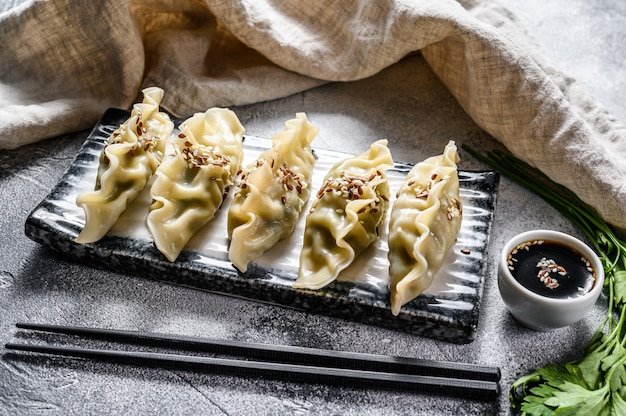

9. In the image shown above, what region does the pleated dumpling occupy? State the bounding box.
[147,108,245,262]
[228,113,318,273]
[388,140,462,316]
[294,139,394,290]
[76,87,174,244]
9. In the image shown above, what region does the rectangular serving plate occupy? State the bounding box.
[25,108,499,343]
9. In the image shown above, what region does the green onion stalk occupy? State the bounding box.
[462,145,626,415]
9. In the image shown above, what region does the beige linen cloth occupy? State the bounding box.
[1,0,625,235]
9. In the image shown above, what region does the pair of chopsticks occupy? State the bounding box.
[5,322,500,401]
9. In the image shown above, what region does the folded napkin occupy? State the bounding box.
[1,0,625,235]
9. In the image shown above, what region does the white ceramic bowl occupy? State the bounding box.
[498,230,604,331]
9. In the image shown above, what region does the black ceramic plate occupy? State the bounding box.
[25,108,499,343]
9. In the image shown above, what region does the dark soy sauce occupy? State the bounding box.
[507,240,596,299]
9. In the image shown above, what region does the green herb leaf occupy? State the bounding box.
[520,400,557,416]
[542,382,609,414]
[614,270,626,305]
[607,361,626,393]
[611,389,626,414]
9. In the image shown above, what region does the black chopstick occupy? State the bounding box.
[13,322,500,382]
[6,322,501,401]
[4,343,498,400]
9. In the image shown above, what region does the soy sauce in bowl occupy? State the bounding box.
[506,240,596,299]
[498,230,605,331]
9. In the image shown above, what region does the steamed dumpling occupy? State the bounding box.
[388,140,462,316]
[76,87,174,244]
[294,139,394,290]
[147,108,244,262]
[228,113,318,272]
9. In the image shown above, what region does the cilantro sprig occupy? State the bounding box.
[462,145,626,415]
